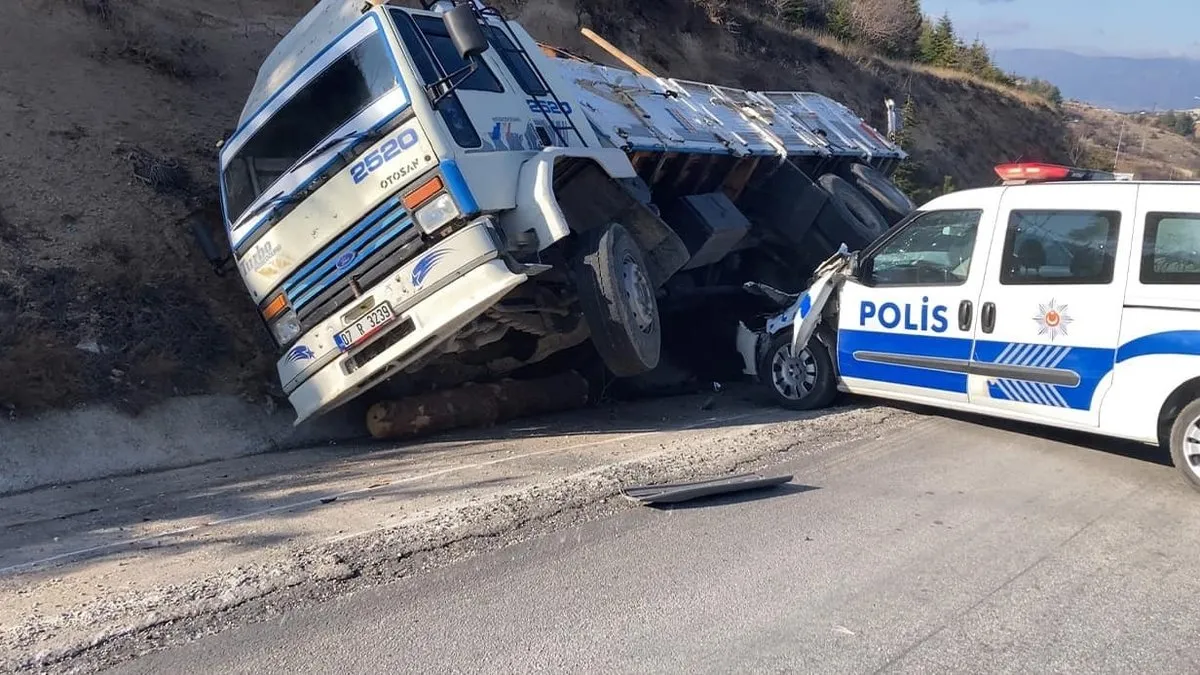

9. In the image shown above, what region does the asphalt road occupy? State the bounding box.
[108,413,1200,674]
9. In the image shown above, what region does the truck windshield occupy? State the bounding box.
[222,33,399,225]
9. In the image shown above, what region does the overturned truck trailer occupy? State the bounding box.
[209,0,915,424]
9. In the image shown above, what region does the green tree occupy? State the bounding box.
[770,0,806,27]
[915,20,937,63]
[826,0,854,42]
[928,13,958,67]
[1019,77,1063,107]
[1175,113,1196,137]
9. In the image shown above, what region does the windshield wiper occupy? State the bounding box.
[292,127,374,173]
[235,189,304,229]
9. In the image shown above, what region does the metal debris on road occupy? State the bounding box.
[621,473,794,505]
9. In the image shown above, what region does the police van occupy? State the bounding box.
[743,163,1200,491]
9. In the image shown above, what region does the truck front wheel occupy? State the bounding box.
[1168,397,1200,493]
[573,222,661,377]
[758,329,836,411]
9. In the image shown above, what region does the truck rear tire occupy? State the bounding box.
[1168,398,1200,493]
[573,222,661,377]
[757,328,836,411]
[816,173,890,249]
[847,163,916,225]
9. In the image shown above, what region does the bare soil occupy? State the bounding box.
[0,0,1071,415]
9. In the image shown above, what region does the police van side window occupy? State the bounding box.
[999,210,1121,285]
[861,209,982,287]
[1141,212,1200,284]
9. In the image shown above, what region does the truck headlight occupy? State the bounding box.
[414,193,460,234]
[270,309,302,345]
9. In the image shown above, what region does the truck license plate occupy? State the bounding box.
[335,302,396,352]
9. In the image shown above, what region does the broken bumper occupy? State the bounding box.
[281,218,528,424]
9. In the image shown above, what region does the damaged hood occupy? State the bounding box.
[768,245,853,354]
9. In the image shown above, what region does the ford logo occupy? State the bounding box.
[335,251,357,269]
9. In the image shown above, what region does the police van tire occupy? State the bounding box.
[847,162,916,225]
[573,222,661,378]
[758,329,836,411]
[1167,398,1200,492]
[816,173,890,249]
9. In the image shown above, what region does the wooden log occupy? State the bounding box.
[366,371,590,440]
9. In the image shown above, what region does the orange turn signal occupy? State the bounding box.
[262,293,288,321]
[402,176,445,211]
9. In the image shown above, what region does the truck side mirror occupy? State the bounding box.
[443,4,490,60]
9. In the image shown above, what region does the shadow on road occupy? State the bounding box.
[869,396,1174,468]
[644,482,822,511]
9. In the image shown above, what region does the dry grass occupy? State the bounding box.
[776,23,1054,110]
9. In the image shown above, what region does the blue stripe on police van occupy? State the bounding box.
[837,329,972,394]
[974,340,1113,411]
[836,329,1200,409]
[1115,330,1200,363]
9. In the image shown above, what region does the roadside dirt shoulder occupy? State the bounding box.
[0,394,916,672]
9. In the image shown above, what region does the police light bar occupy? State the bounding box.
[994,162,1118,185]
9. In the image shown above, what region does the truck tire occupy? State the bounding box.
[816,173,890,249]
[1168,397,1200,493]
[757,328,836,411]
[573,222,661,377]
[848,163,916,225]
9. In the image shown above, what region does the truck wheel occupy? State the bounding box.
[573,222,661,377]
[816,173,890,249]
[1168,398,1200,493]
[847,163,916,225]
[757,329,836,411]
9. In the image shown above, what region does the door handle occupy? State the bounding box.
[958,300,973,331]
[981,302,996,334]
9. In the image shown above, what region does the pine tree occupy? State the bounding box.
[916,19,937,64]
[827,0,854,42]
[929,13,957,67]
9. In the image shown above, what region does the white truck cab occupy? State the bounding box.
[745,163,1200,491]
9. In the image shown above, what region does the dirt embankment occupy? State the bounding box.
[0,0,1071,416]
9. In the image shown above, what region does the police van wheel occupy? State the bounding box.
[758,330,836,411]
[1168,398,1200,492]
[573,222,661,378]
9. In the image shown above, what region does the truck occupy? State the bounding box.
[210,0,916,423]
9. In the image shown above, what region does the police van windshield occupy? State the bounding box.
[221,33,399,225]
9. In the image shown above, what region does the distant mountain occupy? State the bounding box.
[991,49,1200,112]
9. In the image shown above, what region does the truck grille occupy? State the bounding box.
[282,197,424,328]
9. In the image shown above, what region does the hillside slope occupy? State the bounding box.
[0,0,1071,416]
[1066,102,1200,179]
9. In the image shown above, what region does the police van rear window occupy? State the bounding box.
[1141,212,1200,285]
[1000,210,1121,286]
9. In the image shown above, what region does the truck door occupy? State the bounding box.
[966,184,1138,427]
[837,205,996,407]
[391,10,580,153]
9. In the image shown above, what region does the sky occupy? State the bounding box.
[919,0,1200,59]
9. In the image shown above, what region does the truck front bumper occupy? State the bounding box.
[282,218,528,424]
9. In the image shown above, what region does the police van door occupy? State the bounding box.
[837,204,996,406]
[966,184,1138,426]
